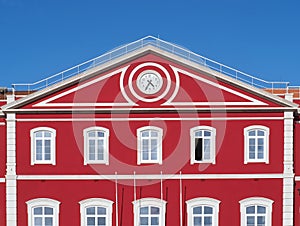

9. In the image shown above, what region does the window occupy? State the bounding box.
[137,126,163,164]
[190,126,216,164]
[244,126,269,164]
[26,198,60,226]
[186,197,220,226]
[240,197,273,226]
[79,198,113,226]
[30,127,56,165]
[133,198,167,226]
[83,127,109,165]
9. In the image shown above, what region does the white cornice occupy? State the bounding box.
[2,46,298,111]
[2,106,298,114]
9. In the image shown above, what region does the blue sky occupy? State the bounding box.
[0,0,300,89]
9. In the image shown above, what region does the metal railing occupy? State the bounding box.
[12,35,290,92]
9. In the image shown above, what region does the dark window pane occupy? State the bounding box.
[98,217,106,226]
[97,207,106,215]
[194,216,202,226]
[151,207,160,214]
[34,217,43,226]
[195,131,202,137]
[87,217,95,226]
[142,131,149,137]
[257,216,265,225]
[247,216,255,225]
[34,207,43,215]
[140,207,148,214]
[204,206,213,214]
[204,131,211,137]
[193,207,202,214]
[151,131,158,137]
[204,216,212,226]
[87,207,95,215]
[257,130,265,136]
[257,206,266,213]
[44,207,53,215]
[246,206,255,214]
[45,217,53,226]
[35,132,43,138]
[140,217,148,225]
[97,131,104,137]
[151,217,159,225]
[249,131,255,136]
[195,138,203,161]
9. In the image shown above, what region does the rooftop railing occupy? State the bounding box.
[12,35,291,93]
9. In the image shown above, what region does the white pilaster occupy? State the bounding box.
[6,94,17,226]
[283,93,294,226]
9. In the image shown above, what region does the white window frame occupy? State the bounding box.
[244,125,270,164]
[137,126,163,165]
[186,197,220,226]
[190,126,216,164]
[240,197,273,226]
[30,127,56,165]
[79,198,113,226]
[26,198,60,226]
[83,127,109,165]
[132,198,167,226]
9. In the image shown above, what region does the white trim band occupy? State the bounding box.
[17,173,284,180]
[16,117,285,122]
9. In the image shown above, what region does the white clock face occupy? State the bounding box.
[137,70,163,95]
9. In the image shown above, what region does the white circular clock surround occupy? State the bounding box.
[128,62,172,103]
[136,70,163,95]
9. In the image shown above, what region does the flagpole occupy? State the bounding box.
[133,171,136,202]
[160,171,163,201]
[180,171,183,226]
[115,172,119,226]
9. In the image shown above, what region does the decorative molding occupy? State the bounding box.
[190,126,216,165]
[127,62,172,103]
[282,108,294,226]
[163,66,267,106]
[16,116,285,122]
[26,198,60,226]
[6,113,17,226]
[17,173,284,181]
[30,127,56,165]
[83,126,110,165]
[33,67,132,107]
[186,197,220,226]
[3,107,297,114]
[239,197,273,226]
[243,125,270,164]
[79,198,113,226]
[132,198,167,226]
[137,126,163,165]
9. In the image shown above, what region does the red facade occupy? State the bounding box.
[0,37,299,226]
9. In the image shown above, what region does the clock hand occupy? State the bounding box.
[145,80,155,90]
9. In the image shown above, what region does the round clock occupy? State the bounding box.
[136,70,163,95]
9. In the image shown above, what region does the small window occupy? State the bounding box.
[26,198,60,226]
[133,198,167,226]
[244,126,269,164]
[240,197,273,226]
[190,126,216,164]
[30,127,56,165]
[79,198,113,226]
[83,127,109,165]
[137,126,163,164]
[186,197,220,226]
